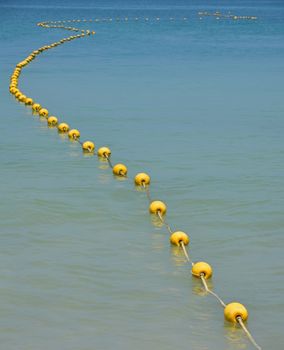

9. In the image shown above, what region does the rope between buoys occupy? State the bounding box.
[200,274,227,308]
[157,210,173,234]
[180,241,194,266]
[105,154,113,168]
[142,182,152,202]
[237,316,262,350]
[75,139,83,145]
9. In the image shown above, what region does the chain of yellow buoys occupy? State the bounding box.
[9,19,260,350]
[140,177,261,350]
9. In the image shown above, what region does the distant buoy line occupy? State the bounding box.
[9,17,261,350]
[198,11,257,20]
[43,13,257,24]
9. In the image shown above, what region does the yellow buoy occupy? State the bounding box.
[39,108,49,117]
[47,116,58,127]
[32,103,41,112]
[58,122,70,133]
[224,303,248,322]
[97,146,111,158]
[149,200,167,215]
[19,95,27,103]
[192,262,213,279]
[25,98,34,105]
[68,129,80,139]
[82,141,95,153]
[134,172,151,186]
[113,163,128,176]
[170,231,190,246]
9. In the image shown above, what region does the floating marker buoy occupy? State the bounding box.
[192,262,213,279]
[97,146,111,158]
[47,116,58,127]
[224,303,248,322]
[32,103,41,112]
[82,141,95,153]
[68,129,80,139]
[113,163,128,176]
[149,200,167,215]
[134,172,151,186]
[19,94,27,103]
[58,122,70,133]
[39,108,49,117]
[170,231,190,246]
[10,87,17,94]
[25,97,34,105]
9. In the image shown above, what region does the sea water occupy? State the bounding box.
[0,0,284,349]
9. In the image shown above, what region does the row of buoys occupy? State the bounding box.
[40,18,188,23]
[38,13,257,26]
[198,11,257,20]
[9,19,261,349]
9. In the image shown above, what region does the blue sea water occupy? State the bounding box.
[0,0,284,349]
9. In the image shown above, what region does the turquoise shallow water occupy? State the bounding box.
[1,1,284,349]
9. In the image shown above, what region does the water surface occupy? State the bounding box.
[1,1,284,349]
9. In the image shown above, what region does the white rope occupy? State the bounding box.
[237,316,262,350]
[142,182,152,202]
[180,241,194,266]
[157,210,173,234]
[200,274,227,308]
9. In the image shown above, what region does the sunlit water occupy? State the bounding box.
[1,1,284,349]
